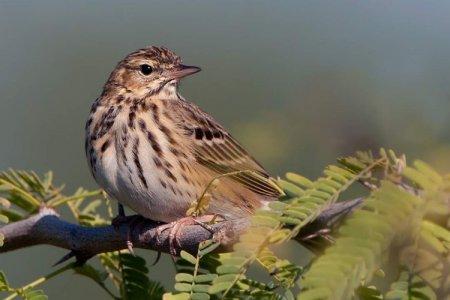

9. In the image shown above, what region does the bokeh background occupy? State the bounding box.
[1,1,449,298]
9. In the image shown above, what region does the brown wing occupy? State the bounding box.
[167,99,282,198]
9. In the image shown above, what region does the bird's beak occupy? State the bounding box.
[170,65,201,79]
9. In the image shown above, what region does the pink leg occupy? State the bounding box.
[156,216,216,256]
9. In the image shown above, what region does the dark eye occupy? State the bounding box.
[140,64,153,75]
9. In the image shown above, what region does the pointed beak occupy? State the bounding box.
[170,65,201,79]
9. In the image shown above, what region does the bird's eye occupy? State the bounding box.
[139,64,153,75]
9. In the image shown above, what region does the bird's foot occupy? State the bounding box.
[156,216,217,257]
[111,212,146,255]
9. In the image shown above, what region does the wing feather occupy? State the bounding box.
[166,99,282,199]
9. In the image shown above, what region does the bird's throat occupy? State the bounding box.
[158,80,180,100]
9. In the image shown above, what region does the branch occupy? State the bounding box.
[0,199,363,262]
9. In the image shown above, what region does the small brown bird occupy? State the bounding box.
[85,46,281,244]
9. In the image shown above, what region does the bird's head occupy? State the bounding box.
[104,46,200,99]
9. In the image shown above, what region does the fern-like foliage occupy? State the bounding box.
[119,253,165,299]
[164,240,220,299]
[299,181,423,299]
[0,169,101,222]
[385,269,437,300]
[69,198,166,299]
[299,151,450,300]
[0,263,73,300]
[257,247,302,288]
[203,157,382,298]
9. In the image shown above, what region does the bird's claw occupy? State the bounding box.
[156,216,217,256]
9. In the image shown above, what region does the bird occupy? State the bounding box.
[85,46,282,252]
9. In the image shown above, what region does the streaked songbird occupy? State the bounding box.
[85,46,282,253]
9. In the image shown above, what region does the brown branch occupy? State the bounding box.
[0,199,363,263]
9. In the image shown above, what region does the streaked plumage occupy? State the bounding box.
[85,46,281,223]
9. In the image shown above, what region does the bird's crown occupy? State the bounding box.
[123,46,182,66]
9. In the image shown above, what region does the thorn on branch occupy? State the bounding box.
[53,251,76,266]
[53,250,93,266]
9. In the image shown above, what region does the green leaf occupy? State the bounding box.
[0,213,8,224]
[209,282,231,294]
[190,292,210,300]
[120,253,148,273]
[285,172,314,188]
[191,284,210,293]
[174,283,192,292]
[23,289,48,300]
[403,167,436,190]
[0,271,9,291]
[148,280,166,299]
[194,274,218,283]
[413,160,442,185]
[216,265,240,274]
[119,253,151,299]
[175,273,194,283]
[42,171,53,191]
[81,199,102,214]
[277,179,304,197]
[213,274,238,284]
[1,208,24,222]
[198,241,220,256]
[163,292,190,300]
[180,251,197,265]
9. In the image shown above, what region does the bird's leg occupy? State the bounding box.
[156,215,216,256]
[111,203,136,254]
[118,203,125,218]
[111,203,127,228]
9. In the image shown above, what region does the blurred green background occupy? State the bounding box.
[0,1,449,298]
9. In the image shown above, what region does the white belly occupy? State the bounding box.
[91,117,193,222]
